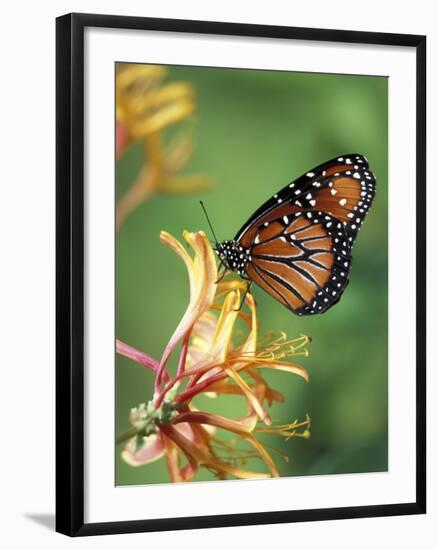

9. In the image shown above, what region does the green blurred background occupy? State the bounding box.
[116,65,388,485]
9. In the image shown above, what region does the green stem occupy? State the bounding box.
[116,427,137,445]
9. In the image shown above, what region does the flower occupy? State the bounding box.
[117,230,311,482]
[115,64,212,230]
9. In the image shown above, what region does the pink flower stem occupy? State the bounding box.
[175,370,228,404]
[155,324,192,392]
[154,376,180,409]
[186,371,204,389]
[176,331,190,377]
[154,329,194,408]
[116,427,137,445]
[116,339,170,382]
[155,348,172,392]
[158,424,199,471]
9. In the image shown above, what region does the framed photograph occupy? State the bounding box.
[56,13,426,536]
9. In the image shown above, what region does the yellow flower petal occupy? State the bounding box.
[209,290,240,362]
[116,64,167,93]
[224,365,271,425]
[157,231,217,385]
[164,131,194,172]
[250,359,309,382]
[242,293,258,353]
[160,230,194,275]
[186,311,218,368]
[130,98,195,137]
[159,175,213,195]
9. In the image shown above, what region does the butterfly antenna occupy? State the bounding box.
[199,201,219,245]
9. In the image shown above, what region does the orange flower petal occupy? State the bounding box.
[250,359,309,382]
[162,434,184,482]
[244,433,279,477]
[224,365,271,425]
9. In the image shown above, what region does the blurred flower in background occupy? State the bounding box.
[117,230,311,482]
[116,64,212,230]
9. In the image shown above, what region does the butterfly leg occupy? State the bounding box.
[215,262,227,284]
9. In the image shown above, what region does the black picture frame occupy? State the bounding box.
[56,12,426,536]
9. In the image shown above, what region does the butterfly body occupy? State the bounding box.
[216,240,251,277]
[215,154,376,316]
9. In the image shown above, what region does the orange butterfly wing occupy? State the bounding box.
[237,154,375,248]
[246,214,351,314]
[233,154,375,315]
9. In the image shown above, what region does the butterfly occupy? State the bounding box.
[212,153,376,315]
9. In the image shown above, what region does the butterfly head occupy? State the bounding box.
[215,240,250,275]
